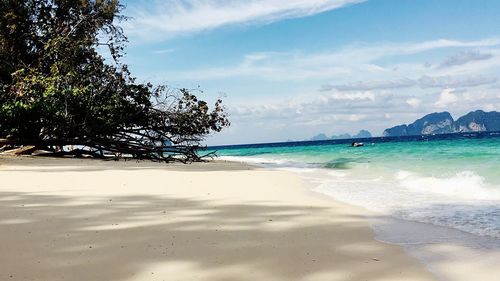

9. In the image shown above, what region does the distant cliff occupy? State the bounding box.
[454,110,500,132]
[310,130,372,141]
[310,133,330,141]
[350,129,372,139]
[383,110,500,137]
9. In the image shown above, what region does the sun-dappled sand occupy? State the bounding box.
[0,157,436,281]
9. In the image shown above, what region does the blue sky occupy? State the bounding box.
[120,0,500,145]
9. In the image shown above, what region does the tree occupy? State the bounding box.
[0,0,229,162]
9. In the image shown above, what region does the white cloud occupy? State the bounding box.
[124,0,365,41]
[209,88,413,144]
[439,50,493,68]
[406,98,422,108]
[230,90,376,120]
[418,74,498,88]
[331,91,376,101]
[152,49,175,55]
[435,88,458,108]
[151,36,500,144]
[207,84,500,144]
[484,104,496,111]
[125,32,500,144]
[334,114,367,121]
[403,39,500,54]
[322,74,499,92]
[322,78,415,91]
[159,38,500,82]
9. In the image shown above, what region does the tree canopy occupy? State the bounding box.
[0,0,229,161]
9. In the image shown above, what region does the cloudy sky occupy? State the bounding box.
[120,0,500,145]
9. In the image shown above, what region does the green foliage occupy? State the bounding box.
[0,0,229,161]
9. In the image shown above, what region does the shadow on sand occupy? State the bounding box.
[0,189,428,281]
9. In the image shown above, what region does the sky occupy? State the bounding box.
[119,0,500,145]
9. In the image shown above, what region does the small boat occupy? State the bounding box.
[351,142,364,147]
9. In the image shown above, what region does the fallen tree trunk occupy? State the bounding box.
[0,137,216,163]
[0,145,37,156]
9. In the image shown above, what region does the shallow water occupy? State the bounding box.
[213,132,500,240]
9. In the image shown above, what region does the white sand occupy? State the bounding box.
[0,156,436,281]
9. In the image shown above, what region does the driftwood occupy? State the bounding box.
[0,136,216,163]
[0,145,37,156]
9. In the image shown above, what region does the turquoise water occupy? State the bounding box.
[215,134,500,239]
[218,137,500,186]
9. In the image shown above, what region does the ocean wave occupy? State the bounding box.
[396,170,500,200]
[219,156,321,169]
[221,155,367,170]
[314,180,500,239]
[219,155,500,239]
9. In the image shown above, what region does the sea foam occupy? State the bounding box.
[224,155,500,239]
[396,170,500,200]
[313,169,500,239]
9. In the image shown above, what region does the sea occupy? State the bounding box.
[209,131,500,276]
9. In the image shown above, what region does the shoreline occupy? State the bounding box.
[251,162,500,281]
[0,156,435,281]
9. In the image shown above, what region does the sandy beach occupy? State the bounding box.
[0,156,436,281]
